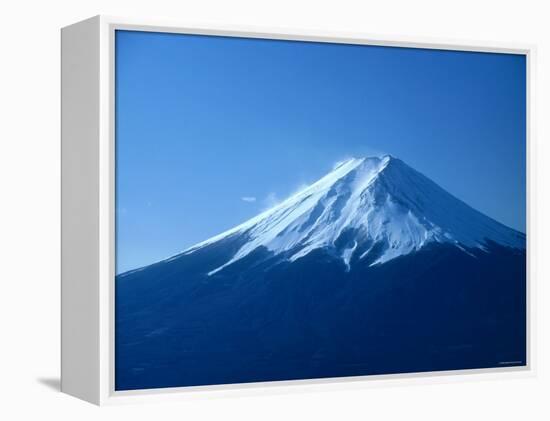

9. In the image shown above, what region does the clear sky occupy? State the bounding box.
[115,30,526,274]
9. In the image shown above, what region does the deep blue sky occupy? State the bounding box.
[115,30,526,273]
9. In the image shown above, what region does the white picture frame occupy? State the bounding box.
[61,15,535,405]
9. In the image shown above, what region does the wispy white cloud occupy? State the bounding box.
[262,192,280,209]
[290,182,309,196]
[241,196,257,203]
[332,157,355,170]
[331,148,388,170]
[260,182,310,211]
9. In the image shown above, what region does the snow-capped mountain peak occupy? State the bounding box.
[176,155,524,275]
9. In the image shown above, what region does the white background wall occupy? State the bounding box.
[0,0,548,419]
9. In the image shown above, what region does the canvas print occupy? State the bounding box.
[114,30,527,391]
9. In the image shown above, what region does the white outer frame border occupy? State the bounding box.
[96,15,536,405]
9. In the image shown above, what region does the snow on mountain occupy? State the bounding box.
[173,155,525,276]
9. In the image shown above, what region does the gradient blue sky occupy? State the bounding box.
[115,30,526,274]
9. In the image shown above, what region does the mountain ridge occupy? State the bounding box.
[145,155,525,277]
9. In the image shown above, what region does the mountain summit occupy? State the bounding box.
[171,155,524,276]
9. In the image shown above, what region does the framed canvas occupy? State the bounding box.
[61,15,534,405]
